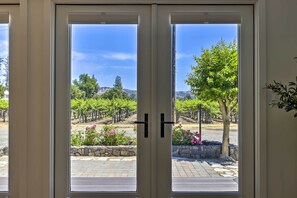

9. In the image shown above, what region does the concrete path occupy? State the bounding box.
[71,156,220,178]
[70,156,238,192]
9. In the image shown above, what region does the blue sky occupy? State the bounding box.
[0,24,237,91]
[71,25,137,90]
[72,24,237,91]
[175,24,237,91]
[0,24,8,58]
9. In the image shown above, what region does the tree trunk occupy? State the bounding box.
[2,111,6,122]
[218,100,231,157]
[221,116,230,156]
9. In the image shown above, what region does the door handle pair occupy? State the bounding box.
[134,113,174,138]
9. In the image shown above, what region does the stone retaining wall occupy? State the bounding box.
[71,146,137,157]
[70,145,238,160]
[172,145,238,161]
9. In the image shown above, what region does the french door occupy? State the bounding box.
[55,4,254,198]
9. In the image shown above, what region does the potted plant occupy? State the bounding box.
[266,76,297,117]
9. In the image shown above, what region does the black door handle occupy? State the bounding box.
[161,113,174,138]
[134,113,148,138]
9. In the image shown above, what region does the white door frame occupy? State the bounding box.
[55,5,152,198]
[156,5,254,198]
[53,1,265,197]
[0,4,25,198]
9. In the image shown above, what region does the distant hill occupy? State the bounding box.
[123,89,137,96]
[98,87,193,99]
[98,87,136,97]
[97,87,112,95]
[175,91,194,100]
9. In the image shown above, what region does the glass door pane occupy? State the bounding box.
[156,5,254,198]
[70,24,138,192]
[55,5,151,198]
[0,23,8,192]
[172,24,239,192]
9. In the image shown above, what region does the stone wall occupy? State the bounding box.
[172,145,238,161]
[70,145,238,160]
[71,146,137,157]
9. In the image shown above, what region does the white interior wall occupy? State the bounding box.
[266,0,297,197]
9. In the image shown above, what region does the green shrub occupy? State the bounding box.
[71,130,84,146]
[99,125,135,146]
[70,124,136,146]
[83,125,99,145]
[172,124,202,145]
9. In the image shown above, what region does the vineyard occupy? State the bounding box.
[70,98,238,125]
[175,99,219,123]
[71,98,136,124]
[175,99,238,124]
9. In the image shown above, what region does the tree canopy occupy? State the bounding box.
[186,39,238,107]
[73,74,99,99]
[100,87,129,100]
[71,84,85,99]
[101,76,129,100]
[0,58,8,98]
[186,39,238,156]
[113,75,123,90]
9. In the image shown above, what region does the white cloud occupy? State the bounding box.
[71,51,137,62]
[0,41,8,58]
[176,52,192,60]
[107,65,136,69]
[72,51,86,61]
[101,52,137,61]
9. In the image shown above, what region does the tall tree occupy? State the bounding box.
[101,76,129,100]
[186,39,238,157]
[113,75,123,90]
[71,84,85,99]
[101,87,129,100]
[0,58,8,87]
[73,74,99,99]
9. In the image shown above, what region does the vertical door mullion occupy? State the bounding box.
[156,5,172,198]
[136,5,152,198]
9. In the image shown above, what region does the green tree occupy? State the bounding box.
[186,39,238,157]
[101,76,129,100]
[71,84,85,99]
[0,84,7,99]
[129,93,137,101]
[73,74,99,99]
[0,99,8,122]
[101,88,123,100]
[0,58,8,87]
[114,75,123,90]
